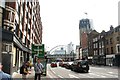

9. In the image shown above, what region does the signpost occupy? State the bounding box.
[32,44,47,76]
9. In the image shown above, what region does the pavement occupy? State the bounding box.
[12,67,49,79]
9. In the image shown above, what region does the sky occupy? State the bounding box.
[39,0,119,51]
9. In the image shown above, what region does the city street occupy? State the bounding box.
[47,63,118,79]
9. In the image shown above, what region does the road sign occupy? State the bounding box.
[32,44,45,58]
[32,44,47,76]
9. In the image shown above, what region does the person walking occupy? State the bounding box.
[0,62,11,80]
[34,58,44,80]
[20,61,30,80]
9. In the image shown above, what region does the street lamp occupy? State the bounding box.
[65,50,66,61]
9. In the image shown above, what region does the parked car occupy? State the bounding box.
[61,62,68,67]
[59,62,63,66]
[65,62,73,69]
[51,62,57,67]
[71,60,89,73]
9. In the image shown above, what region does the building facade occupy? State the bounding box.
[88,26,120,66]
[0,1,5,62]
[79,18,93,58]
[87,30,99,64]
[1,0,42,74]
[92,31,106,65]
[105,26,120,66]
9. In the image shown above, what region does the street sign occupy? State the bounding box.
[32,44,45,58]
[32,44,47,76]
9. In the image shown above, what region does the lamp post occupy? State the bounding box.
[65,50,66,61]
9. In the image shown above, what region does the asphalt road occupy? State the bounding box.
[46,63,119,80]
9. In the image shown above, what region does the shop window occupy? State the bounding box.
[0,13,2,26]
[2,43,6,52]
[9,45,12,52]
[5,45,9,52]
[117,46,120,53]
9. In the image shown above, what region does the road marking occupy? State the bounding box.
[79,74,94,78]
[90,72,118,78]
[89,73,106,78]
[48,74,53,78]
[69,74,79,78]
[58,75,64,78]
[108,72,114,74]
[52,71,56,74]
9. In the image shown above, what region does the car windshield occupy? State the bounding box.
[80,60,87,65]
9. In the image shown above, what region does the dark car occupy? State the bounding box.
[71,60,89,73]
[51,62,57,67]
[65,62,73,69]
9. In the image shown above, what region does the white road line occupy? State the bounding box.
[99,72,118,77]
[108,72,117,74]
[52,71,56,74]
[89,73,106,78]
[69,74,79,78]
[58,75,64,78]
[48,74,53,78]
[79,74,94,78]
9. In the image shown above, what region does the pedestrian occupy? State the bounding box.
[28,61,32,70]
[0,62,11,80]
[20,61,30,80]
[34,58,44,80]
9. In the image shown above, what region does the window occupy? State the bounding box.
[26,12,28,18]
[25,37,27,45]
[111,47,113,54]
[0,13,2,26]
[106,40,109,45]
[2,43,6,52]
[110,38,112,44]
[99,42,101,48]
[9,45,12,52]
[106,48,109,54]
[20,31,23,39]
[27,2,29,7]
[117,46,120,53]
[5,45,9,52]
[25,24,27,31]
[102,41,104,47]
[101,49,104,55]
[94,44,95,48]
[117,37,119,41]
[96,43,98,48]
[4,10,10,21]
[99,49,101,55]
[28,29,30,35]
[11,12,15,22]
[15,20,19,36]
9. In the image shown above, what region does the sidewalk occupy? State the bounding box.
[12,67,48,79]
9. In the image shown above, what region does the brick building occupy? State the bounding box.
[1,0,43,74]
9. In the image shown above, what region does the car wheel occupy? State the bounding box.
[85,70,89,73]
[71,67,73,71]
